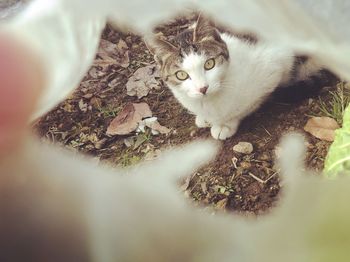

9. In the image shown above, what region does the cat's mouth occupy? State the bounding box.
[188,92,205,99]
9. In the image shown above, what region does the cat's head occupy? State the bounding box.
[151,15,229,99]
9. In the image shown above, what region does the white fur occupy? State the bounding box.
[5,132,350,262]
[168,33,296,140]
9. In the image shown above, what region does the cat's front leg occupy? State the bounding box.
[210,120,240,140]
[195,115,210,128]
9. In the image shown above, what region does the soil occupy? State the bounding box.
[34,17,337,216]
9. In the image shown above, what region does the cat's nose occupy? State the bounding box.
[199,85,209,95]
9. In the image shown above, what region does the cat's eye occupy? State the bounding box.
[175,70,189,81]
[204,58,215,70]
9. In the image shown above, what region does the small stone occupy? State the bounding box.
[190,130,196,137]
[233,142,253,154]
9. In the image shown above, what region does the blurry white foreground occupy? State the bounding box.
[1,0,350,261]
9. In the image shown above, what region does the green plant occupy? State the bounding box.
[119,151,142,167]
[317,82,350,125]
[97,104,120,118]
[324,104,350,176]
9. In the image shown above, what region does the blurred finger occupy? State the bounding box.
[0,33,43,155]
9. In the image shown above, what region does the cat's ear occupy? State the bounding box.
[145,34,178,65]
[193,13,216,43]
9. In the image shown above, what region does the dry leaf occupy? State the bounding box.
[78,99,88,112]
[89,67,104,78]
[126,65,161,99]
[82,93,93,99]
[143,117,171,135]
[180,176,192,192]
[62,102,74,113]
[123,137,135,148]
[133,103,152,118]
[200,182,208,194]
[215,198,228,211]
[89,97,102,109]
[117,39,128,50]
[94,138,107,150]
[304,116,340,142]
[133,134,148,149]
[94,39,130,70]
[144,149,162,161]
[106,102,152,135]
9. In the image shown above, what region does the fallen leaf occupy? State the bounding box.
[90,97,102,109]
[94,39,130,70]
[144,149,161,161]
[107,78,121,89]
[83,93,94,99]
[78,99,88,112]
[143,117,171,135]
[200,182,208,194]
[126,65,161,98]
[141,144,155,154]
[133,134,148,149]
[180,176,192,191]
[117,39,128,50]
[62,102,74,113]
[94,138,107,150]
[106,102,152,135]
[89,67,104,78]
[304,116,340,142]
[215,198,228,211]
[123,137,135,148]
[133,103,152,118]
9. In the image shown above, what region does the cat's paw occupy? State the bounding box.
[210,122,238,140]
[195,116,210,128]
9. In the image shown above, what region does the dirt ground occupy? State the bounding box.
[34,17,337,215]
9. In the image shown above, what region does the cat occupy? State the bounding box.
[151,15,324,140]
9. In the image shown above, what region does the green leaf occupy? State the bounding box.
[324,105,350,177]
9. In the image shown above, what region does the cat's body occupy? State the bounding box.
[153,17,323,140]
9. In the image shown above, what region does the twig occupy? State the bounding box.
[248,172,277,184]
[262,126,272,137]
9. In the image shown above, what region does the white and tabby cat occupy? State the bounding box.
[151,15,323,140]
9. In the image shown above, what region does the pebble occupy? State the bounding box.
[233,142,254,154]
[190,130,196,137]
